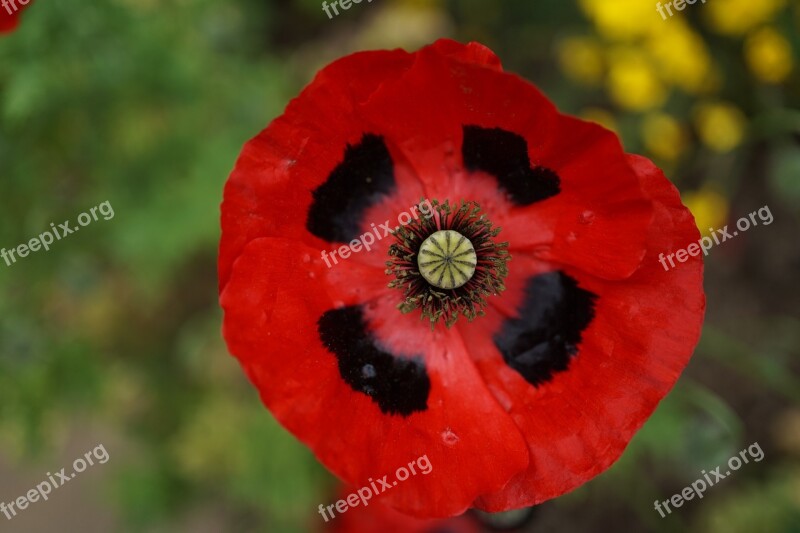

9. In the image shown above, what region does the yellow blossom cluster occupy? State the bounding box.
[560,0,795,160]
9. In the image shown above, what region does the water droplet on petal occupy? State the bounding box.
[361,364,376,379]
[302,253,311,263]
[308,271,316,279]
[442,428,459,446]
[566,231,578,243]
[578,210,595,225]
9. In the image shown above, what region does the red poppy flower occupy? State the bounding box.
[0,0,32,34]
[219,39,705,518]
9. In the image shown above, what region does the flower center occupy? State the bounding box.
[417,230,476,289]
[386,199,510,328]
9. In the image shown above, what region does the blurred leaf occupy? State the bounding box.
[770,143,800,203]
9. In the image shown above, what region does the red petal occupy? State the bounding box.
[503,115,653,280]
[219,47,415,291]
[0,3,24,33]
[220,40,510,291]
[356,44,652,280]
[467,154,704,510]
[221,237,529,518]
[327,493,481,533]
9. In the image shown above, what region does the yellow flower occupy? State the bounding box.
[693,101,747,152]
[579,0,661,40]
[607,49,668,111]
[705,0,787,36]
[580,107,618,133]
[744,27,794,83]
[647,20,713,94]
[682,188,729,235]
[557,36,605,86]
[642,112,686,161]
[354,3,453,50]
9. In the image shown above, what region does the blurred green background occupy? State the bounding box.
[1,0,799,531]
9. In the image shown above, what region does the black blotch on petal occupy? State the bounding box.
[462,125,560,205]
[318,306,430,416]
[306,134,396,243]
[494,271,597,386]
